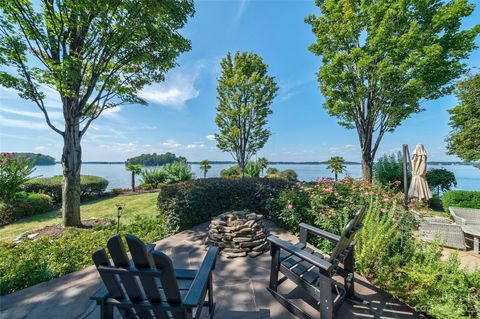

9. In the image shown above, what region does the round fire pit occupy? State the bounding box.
[205,211,269,258]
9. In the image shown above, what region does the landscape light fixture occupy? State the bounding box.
[115,203,125,234]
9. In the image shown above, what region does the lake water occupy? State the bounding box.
[33,163,479,191]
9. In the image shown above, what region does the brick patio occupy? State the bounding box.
[0,222,423,319]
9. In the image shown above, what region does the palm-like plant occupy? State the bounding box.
[257,157,268,176]
[126,164,142,191]
[326,156,346,181]
[199,160,211,178]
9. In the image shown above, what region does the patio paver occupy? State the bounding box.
[0,221,424,319]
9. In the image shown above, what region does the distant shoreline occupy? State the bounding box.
[47,161,479,166]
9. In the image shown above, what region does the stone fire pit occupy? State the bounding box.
[205,211,269,258]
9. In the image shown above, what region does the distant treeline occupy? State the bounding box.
[13,152,56,165]
[126,152,187,166]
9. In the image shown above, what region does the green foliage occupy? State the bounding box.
[0,192,53,226]
[257,157,268,176]
[244,161,261,177]
[356,205,480,318]
[442,190,480,211]
[306,0,480,180]
[426,168,457,196]
[220,165,241,178]
[140,167,167,188]
[199,160,211,178]
[126,164,142,174]
[12,153,55,165]
[0,215,167,295]
[373,152,407,191]
[446,73,480,163]
[25,175,108,202]
[272,178,396,250]
[215,51,279,176]
[157,178,290,232]
[162,162,194,183]
[126,153,187,166]
[0,152,35,203]
[266,168,298,182]
[326,156,346,181]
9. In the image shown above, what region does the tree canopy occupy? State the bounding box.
[326,156,346,181]
[306,0,480,181]
[446,73,480,165]
[126,152,187,166]
[426,168,457,195]
[215,51,278,177]
[0,0,194,226]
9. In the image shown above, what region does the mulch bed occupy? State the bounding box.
[14,218,111,243]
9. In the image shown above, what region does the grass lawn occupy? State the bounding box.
[0,192,158,242]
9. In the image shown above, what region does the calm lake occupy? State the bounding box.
[33,163,479,191]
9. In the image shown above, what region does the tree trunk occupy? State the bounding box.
[131,172,135,192]
[361,155,373,182]
[62,119,82,227]
[203,171,206,178]
[335,172,338,181]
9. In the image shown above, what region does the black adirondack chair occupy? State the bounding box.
[91,234,219,319]
[267,206,367,319]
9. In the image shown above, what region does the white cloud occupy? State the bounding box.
[206,134,216,141]
[186,143,205,149]
[35,146,47,151]
[0,115,48,129]
[162,139,181,149]
[344,144,355,149]
[0,106,63,120]
[138,65,202,109]
[231,0,249,30]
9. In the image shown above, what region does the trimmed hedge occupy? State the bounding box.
[25,175,109,202]
[442,190,480,211]
[0,193,53,226]
[157,177,291,232]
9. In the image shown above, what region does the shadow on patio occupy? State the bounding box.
[0,221,423,319]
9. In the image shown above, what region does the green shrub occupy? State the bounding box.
[157,177,290,232]
[0,203,16,226]
[140,167,167,187]
[137,183,154,191]
[0,215,167,295]
[244,161,261,177]
[25,175,109,202]
[162,162,194,183]
[356,204,479,318]
[267,168,298,181]
[220,165,240,177]
[13,193,53,217]
[373,152,409,191]
[0,153,35,203]
[442,190,480,211]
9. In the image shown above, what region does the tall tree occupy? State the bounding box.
[326,156,346,181]
[126,164,142,192]
[215,51,278,177]
[199,159,211,178]
[306,0,479,181]
[0,0,194,226]
[446,73,480,166]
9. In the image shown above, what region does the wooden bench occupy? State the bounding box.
[91,234,219,319]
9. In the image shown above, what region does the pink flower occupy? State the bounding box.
[380,208,386,213]
[394,180,401,185]
[287,203,293,210]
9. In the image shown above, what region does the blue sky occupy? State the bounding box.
[1,0,479,162]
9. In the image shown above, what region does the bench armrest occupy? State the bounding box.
[268,235,333,273]
[183,246,219,307]
[300,223,340,242]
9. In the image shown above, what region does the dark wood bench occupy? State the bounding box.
[91,234,219,319]
[267,206,367,319]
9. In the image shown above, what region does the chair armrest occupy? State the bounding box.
[183,246,219,307]
[300,223,340,242]
[268,235,333,273]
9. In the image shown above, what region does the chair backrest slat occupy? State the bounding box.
[328,206,366,262]
[107,234,154,319]
[92,249,135,319]
[126,234,178,319]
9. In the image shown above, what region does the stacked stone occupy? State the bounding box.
[206,211,269,258]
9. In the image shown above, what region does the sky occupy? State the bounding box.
[1,0,479,162]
